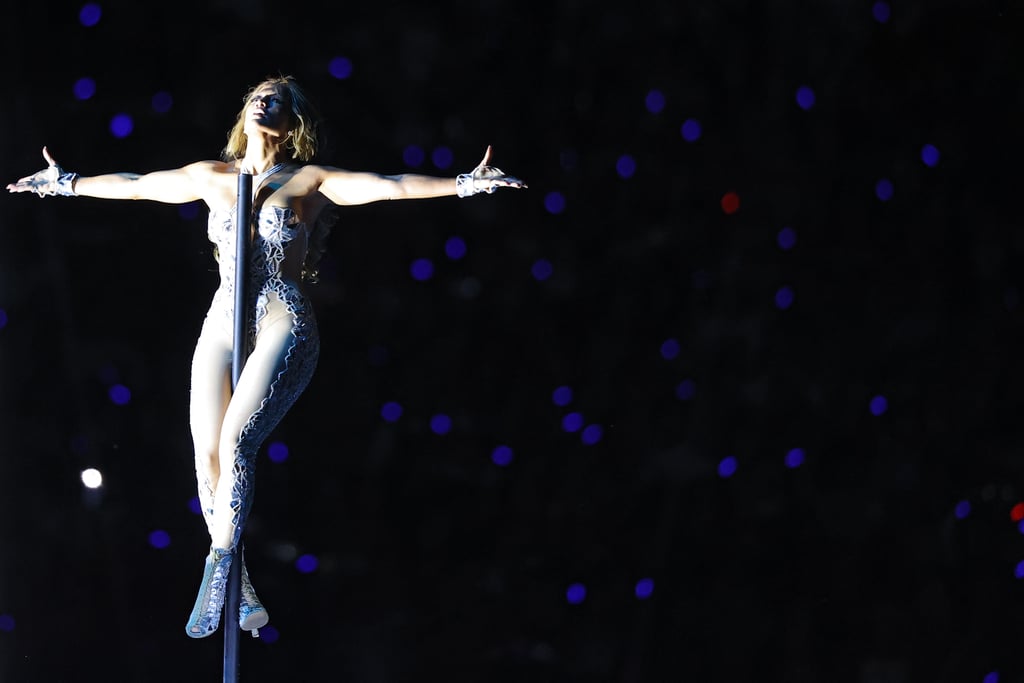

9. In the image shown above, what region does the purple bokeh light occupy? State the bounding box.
[954,500,971,520]
[645,89,665,114]
[581,424,604,445]
[921,143,940,167]
[381,401,403,422]
[777,226,797,250]
[675,379,696,400]
[660,338,680,360]
[531,259,554,282]
[432,146,454,170]
[0,615,14,632]
[552,385,573,407]
[268,441,289,463]
[681,118,702,142]
[444,235,467,260]
[109,384,131,406]
[328,56,353,80]
[635,577,655,600]
[616,154,637,180]
[79,3,101,26]
[544,191,566,215]
[491,445,514,467]
[295,554,319,574]
[0,309,7,330]
[795,86,816,111]
[875,178,894,201]
[872,1,891,23]
[109,113,134,138]
[73,77,96,101]
[870,395,889,416]
[785,448,805,469]
[430,414,452,435]
[151,91,173,113]
[566,583,587,604]
[775,286,795,310]
[403,144,425,167]
[410,258,434,281]
[562,412,584,433]
[148,530,171,549]
[718,456,738,478]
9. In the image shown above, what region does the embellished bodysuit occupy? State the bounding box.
[191,200,320,549]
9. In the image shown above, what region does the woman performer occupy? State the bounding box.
[6,75,526,638]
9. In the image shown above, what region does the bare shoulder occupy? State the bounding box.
[184,160,232,178]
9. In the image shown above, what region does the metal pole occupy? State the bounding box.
[224,170,252,682]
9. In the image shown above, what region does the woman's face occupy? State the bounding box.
[243,85,291,139]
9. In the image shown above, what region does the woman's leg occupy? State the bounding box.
[209,303,319,550]
[188,316,233,536]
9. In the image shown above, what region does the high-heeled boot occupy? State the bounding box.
[238,551,269,634]
[185,547,234,638]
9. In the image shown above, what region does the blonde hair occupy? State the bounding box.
[221,75,320,161]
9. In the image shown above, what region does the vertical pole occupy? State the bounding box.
[224,170,252,683]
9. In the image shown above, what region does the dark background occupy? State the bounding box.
[1,1,1023,681]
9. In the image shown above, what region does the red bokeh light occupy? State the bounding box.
[721,191,740,214]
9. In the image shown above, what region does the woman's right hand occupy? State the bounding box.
[6,147,73,196]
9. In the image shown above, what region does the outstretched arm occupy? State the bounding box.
[316,145,525,206]
[6,147,207,204]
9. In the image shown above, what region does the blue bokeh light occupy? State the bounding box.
[79,3,102,26]
[188,496,203,515]
[430,414,452,435]
[645,89,665,114]
[0,615,14,632]
[432,146,454,170]
[616,154,636,180]
[875,178,894,201]
[785,448,805,468]
[403,144,425,167]
[532,259,554,282]
[796,86,816,110]
[148,530,171,549]
[718,456,738,478]
[73,77,96,101]
[411,258,434,281]
[295,554,319,574]
[872,1,891,23]
[552,385,573,407]
[635,577,655,600]
[681,118,702,142]
[921,143,940,167]
[110,113,134,139]
[953,500,971,519]
[562,412,584,433]
[260,625,280,644]
[675,379,696,400]
[268,441,289,463]
[445,236,467,260]
[775,285,795,310]
[1015,560,1024,580]
[660,338,680,360]
[566,583,587,604]
[581,424,603,445]
[109,384,131,406]
[777,226,797,250]
[544,191,566,215]
[0,309,8,330]
[151,91,173,113]
[870,395,889,416]
[329,56,353,80]
[381,401,403,423]
[491,445,514,467]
